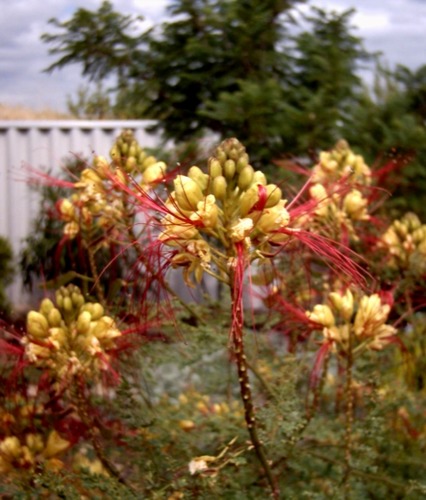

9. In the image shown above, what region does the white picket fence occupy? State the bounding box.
[0,120,160,309]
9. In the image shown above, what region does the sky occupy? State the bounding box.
[1,0,426,113]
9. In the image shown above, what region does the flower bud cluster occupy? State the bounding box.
[57,129,167,239]
[379,212,426,271]
[23,284,122,378]
[109,129,167,185]
[159,138,290,285]
[308,141,371,240]
[0,430,70,474]
[312,139,371,185]
[306,289,397,354]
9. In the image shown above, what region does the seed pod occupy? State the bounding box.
[208,157,222,178]
[265,184,282,208]
[238,166,254,191]
[212,175,227,200]
[224,159,236,180]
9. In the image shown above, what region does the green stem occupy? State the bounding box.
[86,243,106,306]
[343,336,354,494]
[230,281,279,499]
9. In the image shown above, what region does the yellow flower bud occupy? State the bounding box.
[188,165,208,191]
[47,308,62,327]
[49,327,67,346]
[212,175,227,200]
[76,169,103,188]
[329,289,354,321]
[142,155,157,169]
[174,175,204,211]
[239,184,259,216]
[43,431,70,459]
[0,436,21,459]
[93,155,110,178]
[343,189,368,220]
[71,291,85,309]
[26,434,44,453]
[238,165,254,191]
[62,296,73,313]
[143,161,167,184]
[208,157,222,178]
[179,420,195,431]
[92,316,121,341]
[190,195,219,228]
[27,311,50,339]
[64,221,79,239]
[77,311,92,335]
[57,199,75,222]
[252,170,267,186]
[255,202,290,234]
[307,304,335,327]
[224,159,236,180]
[236,154,249,173]
[125,156,138,172]
[40,298,55,316]
[265,184,282,208]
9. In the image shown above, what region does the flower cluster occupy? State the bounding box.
[23,284,122,379]
[312,139,371,185]
[306,289,397,354]
[159,138,290,286]
[308,140,371,239]
[57,129,167,239]
[0,430,70,474]
[379,212,426,271]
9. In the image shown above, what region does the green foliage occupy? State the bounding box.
[19,158,86,292]
[343,64,426,219]
[41,0,145,87]
[67,83,113,119]
[41,0,426,212]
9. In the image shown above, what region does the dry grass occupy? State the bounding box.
[0,103,72,120]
